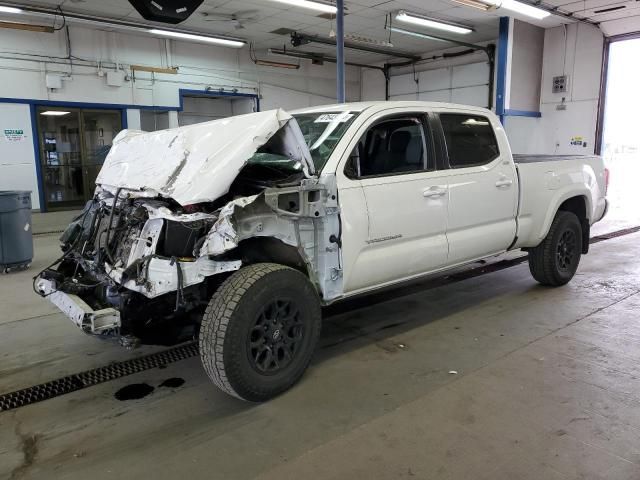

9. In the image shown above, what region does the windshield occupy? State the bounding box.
[295,112,358,172]
[246,111,358,174]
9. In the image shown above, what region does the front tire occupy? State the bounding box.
[528,211,583,286]
[199,263,321,401]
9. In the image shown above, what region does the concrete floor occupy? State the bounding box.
[1,222,640,479]
[31,210,81,235]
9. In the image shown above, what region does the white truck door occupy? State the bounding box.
[437,112,518,264]
[337,113,449,293]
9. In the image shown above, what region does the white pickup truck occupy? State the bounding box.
[35,101,608,401]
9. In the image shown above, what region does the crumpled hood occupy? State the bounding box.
[95,108,313,205]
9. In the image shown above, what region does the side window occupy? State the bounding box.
[440,114,500,168]
[348,117,430,178]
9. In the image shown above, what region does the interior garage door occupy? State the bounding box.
[389,62,490,108]
[178,96,256,126]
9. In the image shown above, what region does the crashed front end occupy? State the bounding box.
[34,108,343,346]
[35,194,239,344]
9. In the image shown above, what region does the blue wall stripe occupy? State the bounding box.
[504,109,542,118]
[0,97,180,111]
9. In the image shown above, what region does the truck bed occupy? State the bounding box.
[513,153,607,249]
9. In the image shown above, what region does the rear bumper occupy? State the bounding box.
[35,278,121,334]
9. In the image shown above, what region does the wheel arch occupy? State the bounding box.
[534,191,592,254]
[236,237,311,277]
[540,192,592,253]
[556,195,590,254]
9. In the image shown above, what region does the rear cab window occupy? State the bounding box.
[439,113,500,168]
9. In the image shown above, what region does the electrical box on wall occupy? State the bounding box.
[552,75,568,93]
[106,70,125,87]
[45,74,63,90]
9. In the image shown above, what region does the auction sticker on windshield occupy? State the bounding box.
[314,113,354,123]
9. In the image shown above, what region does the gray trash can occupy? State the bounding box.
[0,191,33,272]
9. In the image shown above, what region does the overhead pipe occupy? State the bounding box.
[269,48,386,72]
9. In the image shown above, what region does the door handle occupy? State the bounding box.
[423,186,447,198]
[495,178,513,188]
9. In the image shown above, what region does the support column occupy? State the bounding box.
[336,0,345,103]
[496,16,513,123]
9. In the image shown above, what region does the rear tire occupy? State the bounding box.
[528,211,583,286]
[199,263,321,402]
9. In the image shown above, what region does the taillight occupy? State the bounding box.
[604,168,610,195]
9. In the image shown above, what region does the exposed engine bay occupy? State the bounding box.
[34,108,347,347]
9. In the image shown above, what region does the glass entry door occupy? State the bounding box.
[37,106,122,210]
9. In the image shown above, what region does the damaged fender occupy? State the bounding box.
[201,176,344,300]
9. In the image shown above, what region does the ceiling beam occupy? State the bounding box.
[528,0,600,26]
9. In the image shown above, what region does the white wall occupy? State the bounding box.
[0,25,360,209]
[506,23,604,154]
[360,46,495,109]
[0,26,360,108]
[509,20,544,112]
[0,104,39,206]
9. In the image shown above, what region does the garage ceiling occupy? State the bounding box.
[4,0,639,62]
[544,0,640,35]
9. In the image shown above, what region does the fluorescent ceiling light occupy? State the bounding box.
[149,29,245,48]
[395,10,473,34]
[265,0,337,14]
[494,0,550,19]
[388,26,448,42]
[450,0,492,10]
[40,111,70,116]
[451,0,550,19]
[0,6,22,14]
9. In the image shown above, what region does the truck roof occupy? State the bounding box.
[290,100,493,116]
